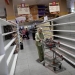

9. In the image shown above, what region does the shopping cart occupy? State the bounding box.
[42,38,63,71]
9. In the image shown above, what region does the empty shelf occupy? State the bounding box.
[49,30,75,32]
[53,35,75,41]
[9,54,18,75]
[52,22,75,26]
[54,40,75,50]
[56,51,75,65]
[48,13,75,21]
[0,19,17,26]
[56,49,75,65]
[4,38,16,51]
[57,47,75,58]
[2,31,16,36]
[0,54,5,62]
[40,22,75,27]
[7,45,16,66]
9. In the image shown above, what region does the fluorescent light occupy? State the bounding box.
[22,0,25,1]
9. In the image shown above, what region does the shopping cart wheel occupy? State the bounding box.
[53,67,56,71]
[43,62,45,66]
[59,65,61,69]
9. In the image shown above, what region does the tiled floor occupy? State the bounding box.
[14,39,75,75]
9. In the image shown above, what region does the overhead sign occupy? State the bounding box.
[17,4,30,15]
[49,2,60,13]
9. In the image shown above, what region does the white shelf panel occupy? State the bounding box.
[2,31,16,36]
[58,46,75,56]
[52,22,75,26]
[7,45,16,66]
[63,56,75,65]
[0,54,5,62]
[44,34,51,36]
[41,26,51,27]
[48,13,75,21]
[53,35,75,41]
[0,19,17,26]
[4,38,16,51]
[57,47,75,58]
[9,54,18,75]
[54,40,75,50]
[56,51,75,65]
[49,30,75,32]
[38,13,75,24]
[40,22,75,27]
[43,30,51,32]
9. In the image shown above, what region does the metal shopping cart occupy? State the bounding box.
[42,38,63,71]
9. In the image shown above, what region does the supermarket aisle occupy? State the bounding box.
[14,39,75,75]
[14,39,56,75]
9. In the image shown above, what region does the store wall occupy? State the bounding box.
[59,0,68,16]
[0,8,5,17]
[71,0,75,9]
[68,0,75,12]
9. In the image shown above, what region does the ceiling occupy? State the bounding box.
[13,0,58,6]
[0,0,59,8]
[0,0,71,10]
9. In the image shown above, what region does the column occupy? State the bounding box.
[59,0,68,16]
[5,0,15,20]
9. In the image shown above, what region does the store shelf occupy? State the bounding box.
[54,40,75,50]
[56,49,75,64]
[49,30,75,32]
[43,30,51,31]
[0,19,17,26]
[9,54,18,75]
[52,22,75,26]
[48,13,75,21]
[40,25,52,27]
[0,18,19,75]
[57,47,75,58]
[38,13,75,67]
[7,45,16,66]
[0,54,5,62]
[44,34,51,36]
[2,31,16,36]
[4,38,16,51]
[53,35,75,41]
[56,51,75,65]
[0,19,11,26]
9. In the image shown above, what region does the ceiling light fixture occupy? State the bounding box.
[22,0,25,1]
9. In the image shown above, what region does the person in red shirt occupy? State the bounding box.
[22,29,26,39]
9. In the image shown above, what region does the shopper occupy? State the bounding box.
[22,28,26,39]
[32,25,37,40]
[35,27,44,62]
[25,28,29,40]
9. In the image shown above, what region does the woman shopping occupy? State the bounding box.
[35,28,44,62]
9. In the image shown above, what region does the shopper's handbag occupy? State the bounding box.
[20,42,24,50]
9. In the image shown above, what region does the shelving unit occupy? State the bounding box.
[0,19,19,75]
[38,13,75,67]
